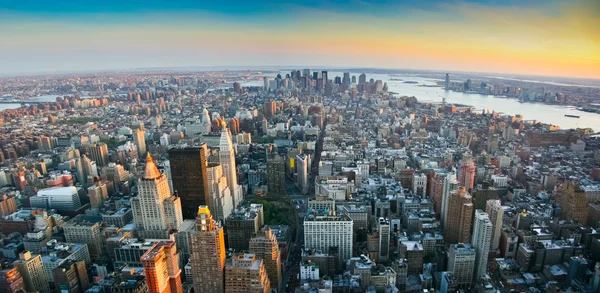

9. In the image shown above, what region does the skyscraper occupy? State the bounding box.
[485,200,503,250]
[263,101,276,118]
[141,241,183,293]
[249,228,282,291]
[168,145,210,220]
[225,254,271,293]
[85,143,109,167]
[219,124,242,208]
[459,154,475,189]
[266,152,286,196]
[378,218,391,262]
[131,153,182,238]
[133,129,146,157]
[440,172,458,228]
[190,206,226,293]
[444,187,474,244]
[471,209,493,282]
[447,244,475,288]
[207,163,233,222]
[263,77,270,92]
[14,252,50,293]
[445,73,450,90]
[342,72,350,86]
[296,154,309,194]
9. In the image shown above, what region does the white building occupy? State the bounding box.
[471,210,493,282]
[131,154,182,238]
[304,214,353,261]
[413,173,427,196]
[314,176,354,201]
[219,124,242,208]
[300,261,320,280]
[447,244,475,287]
[491,175,508,188]
[207,163,233,223]
[485,200,503,250]
[31,186,81,211]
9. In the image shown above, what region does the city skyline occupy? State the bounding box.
[2,0,599,79]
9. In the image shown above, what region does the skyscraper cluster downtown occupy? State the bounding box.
[0,68,598,293]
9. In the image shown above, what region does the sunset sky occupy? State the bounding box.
[1,0,599,78]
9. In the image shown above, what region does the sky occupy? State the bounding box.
[1,0,599,78]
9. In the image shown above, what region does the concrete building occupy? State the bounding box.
[249,228,282,291]
[296,154,309,194]
[52,260,90,293]
[85,143,109,167]
[459,154,475,189]
[447,244,475,288]
[225,254,271,293]
[378,218,390,262]
[63,216,103,259]
[308,196,335,213]
[0,267,25,293]
[190,206,225,293]
[131,153,182,239]
[140,241,182,293]
[226,204,264,251]
[266,152,286,196]
[30,186,81,211]
[444,187,473,244]
[14,251,50,293]
[168,145,210,220]
[471,210,493,282]
[304,213,353,261]
[133,129,146,157]
[486,200,503,250]
[314,176,354,201]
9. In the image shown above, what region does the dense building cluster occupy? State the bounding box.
[0,69,597,293]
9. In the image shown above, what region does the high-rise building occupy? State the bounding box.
[207,163,233,222]
[445,73,450,90]
[0,194,17,217]
[63,215,103,259]
[447,244,475,288]
[458,154,475,189]
[0,267,25,293]
[141,241,183,293]
[249,228,282,291]
[133,129,146,157]
[168,145,210,220]
[266,152,286,196]
[225,254,271,293]
[444,187,473,244]
[378,218,391,262]
[296,154,309,194]
[52,260,90,293]
[14,251,50,293]
[263,101,276,118]
[132,154,182,238]
[440,172,458,228]
[471,210,493,282]
[190,206,226,293]
[556,182,589,224]
[85,143,109,167]
[219,124,242,208]
[342,72,350,86]
[263,77,270,92]
[226,204,264,251]
[459,154,475,189]
[304,213,353,261]
[485,200,503,250]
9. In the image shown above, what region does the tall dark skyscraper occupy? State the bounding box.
[445,73,450,90]
[321,71,328,83]
[343,72,350,86]
[168,145,210,219]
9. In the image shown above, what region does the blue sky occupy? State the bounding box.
[1,0,598,78]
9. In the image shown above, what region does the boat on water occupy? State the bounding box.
[564,114,580,118]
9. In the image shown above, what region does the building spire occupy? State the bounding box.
[143,153,161,180]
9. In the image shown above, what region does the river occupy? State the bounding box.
[245,71,600,131]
